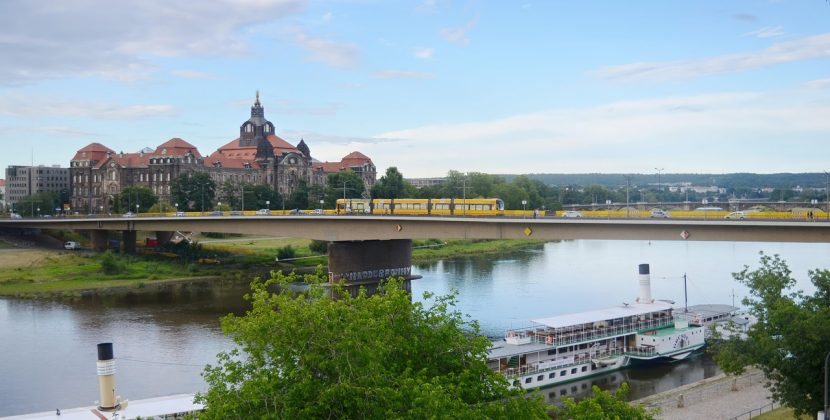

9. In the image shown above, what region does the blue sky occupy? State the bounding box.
[1,0,829,178]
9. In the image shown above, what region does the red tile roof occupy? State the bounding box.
[218,134,300,156]
[153,138,202,158]
[95,152,152,169]
[314,151,375,174]
[205,151,261,169]
[72,142,115,162]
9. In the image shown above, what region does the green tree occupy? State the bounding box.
[171,171,216,212]
[286,180,309,210]
[196,271,550,419]
[325,171,366,205]
[218,181,258,211]
[250,184,281,210]
[371,167,408,199]
[709,253,830,417]
[14,192,61,216]
[113,186,157,213]
[555,384,656,419]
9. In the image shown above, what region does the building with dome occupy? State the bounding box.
[69,93,376,212]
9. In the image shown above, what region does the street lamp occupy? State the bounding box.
[265,200,270,210]
[135,204,139,214]
[320,199,325,212]
[175,203,178,214]
[522,199,527,217]
[655,168,664,204]
[36,207,40,217]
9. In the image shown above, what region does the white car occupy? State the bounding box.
[561,211,584,218]
[650,209,671,218]
[256,209,271,215]
[64,241,81,250]
[724,211,747,220]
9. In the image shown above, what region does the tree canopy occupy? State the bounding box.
[709,253,830,417]
[196,270,550,419]
[113,186,157,213]
[170,171,216,212]
[554,384,656,420]
[325,171,366,205]
[12,192,62,216]
[371,166,411,199]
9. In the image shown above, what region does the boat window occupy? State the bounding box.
[537,375,544,381]
[525,378,532,384]
[581,366,587,372]
[560,389,567,396]
[547,349,556,355]
[549,372,556,379]
[560,370,566,376]
[513,380,520,387]
[571,368,577,374]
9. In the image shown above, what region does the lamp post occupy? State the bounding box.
[36,207,40,217]
[174,203,178,214]
[655,167,664,204]
[265,200,270,210]
[135,204,139,215]
[624,175,632,218]
[522,199,527,218]
[320,199,324,213]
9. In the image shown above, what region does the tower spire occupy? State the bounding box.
[255,90,260,106]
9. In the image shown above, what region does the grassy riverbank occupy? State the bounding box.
[0,249,222,297]
[0,237,546,297]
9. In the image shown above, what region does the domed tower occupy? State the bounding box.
[238,91,275,163]
[297,138,311,159]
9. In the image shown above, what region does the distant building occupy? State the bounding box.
[70,92,376,212]
[0,179,5,210]
[4,165,70,210]
[406,177,446,189]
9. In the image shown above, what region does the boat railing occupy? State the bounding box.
[528,318,675,347]
[502,349,625,378]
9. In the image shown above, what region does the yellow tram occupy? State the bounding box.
[335,198,505,216]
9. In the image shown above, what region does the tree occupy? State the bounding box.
[14,192,61,216]
[709,253,830,417]
[371,167,408,199]
[250,184,281,210]
[325,171,366,205]
[113,186,157,213]
[171,171,216,212]
[285,180,309,210]
[196,271,550,419]
[555,384,656,419]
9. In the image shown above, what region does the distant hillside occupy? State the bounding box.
[499,173,828,189]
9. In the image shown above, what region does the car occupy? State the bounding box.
[311,209,324,215]
[256,209,271,215]
[63,241,81,250]
[122,212,135,218]
[561,211,584,218]
[650,209,671,218]
[10,213,22,219]
[229,210,242,216]
[175,211,186,217]
[210,210,223,216]
[724,211,747,220]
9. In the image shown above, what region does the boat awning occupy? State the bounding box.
[532,301,673,329]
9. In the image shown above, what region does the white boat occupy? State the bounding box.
[676,304,756,340]
[487,264,706,390]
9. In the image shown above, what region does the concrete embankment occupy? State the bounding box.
[634,368,773,420]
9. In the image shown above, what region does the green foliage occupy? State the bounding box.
[113,186,157,213]
[285,180,309,210]
[276,245,296,260]
[709,253,830,417]
[326,171,366,205]
[171,171,216,212]
[555,383,656,419]
[196,272,550,419]
[308,240,328,255]
[371,166,408,199]
[13,192,61,216]
[100,251,126,275]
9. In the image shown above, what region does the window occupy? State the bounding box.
[525,378,532,384]
[548,372,556,379]
[571,368,577,374]
[560,370,566,376]
[537,375,543,381]
[581,366,587,372]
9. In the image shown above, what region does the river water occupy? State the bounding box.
[1,240,828,416]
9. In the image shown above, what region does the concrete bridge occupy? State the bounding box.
[567,200,830,212]
[3,215,829,295]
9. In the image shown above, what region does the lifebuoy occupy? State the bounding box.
[545,336,553,345]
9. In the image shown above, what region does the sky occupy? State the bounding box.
[1,0,829,179]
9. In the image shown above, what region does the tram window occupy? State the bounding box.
[549,372,556,379]
[581,366,587,372]
[537,375,544,381]
[525,378,532,384]
[571,368,577,374]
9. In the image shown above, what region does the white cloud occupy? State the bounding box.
[806,78,830,89]
[372,70,435,79]
[321,12,333,23]
[594,33,830,82]
[413,47,434,59]
[0,94,176,119]
[369,91,830,177]
[0,0,307,85]
[742,26,785,38]
[440,16,479,46]
[292,29,359,68]
[171,69,217,79]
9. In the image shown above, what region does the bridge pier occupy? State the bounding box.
[122,231,136,254]
[89,230,109,252]
[327,239,419,297]
[156,231,175,246]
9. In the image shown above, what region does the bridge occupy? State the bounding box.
[3,215,829,295]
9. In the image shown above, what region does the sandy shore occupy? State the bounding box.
[634,368,774,420]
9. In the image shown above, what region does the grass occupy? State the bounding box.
[0,249,220,296]
[0,240,13,249]
[411,239,545,262]
[753,407,812,420]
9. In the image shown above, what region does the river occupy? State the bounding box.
[1,240,827,416]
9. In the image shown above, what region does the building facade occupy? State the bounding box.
[70,93,376,212]
[0,179,5,210]
[4,165,70,211]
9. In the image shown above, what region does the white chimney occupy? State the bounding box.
[638,263,654,304]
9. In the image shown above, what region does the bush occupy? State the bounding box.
[276,245,296,260]
[308,240,329,255]
[100,251,126,275]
